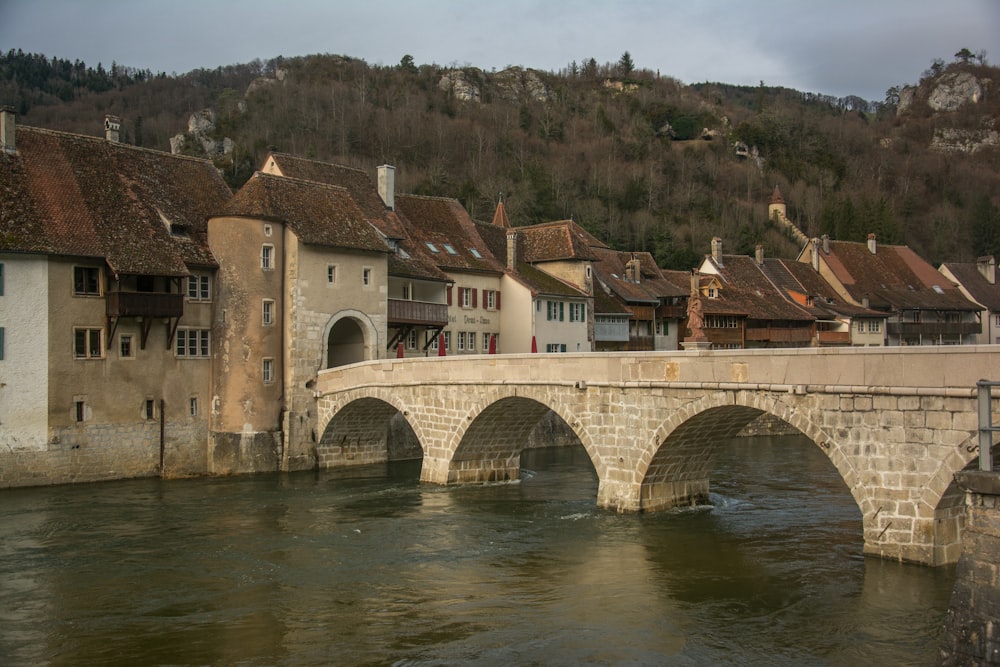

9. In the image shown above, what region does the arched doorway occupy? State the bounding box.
[327,317,366,368]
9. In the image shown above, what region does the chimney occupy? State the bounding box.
[822,234,830,254]
[867,233,877,255]
[862,295,870,309]
[1,106,14,153]
[506,231,518,272]
[711,237,723,265]
[811,238,820,272]
[690,270,700,296]
[377,164,395,210]
[626,256,641,283]
[755,244,764,265]
[104,114,121,143]
[977,256,997,285]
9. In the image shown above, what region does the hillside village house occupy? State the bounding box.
[939,256,1000,345]
[208,172,391,472]
[0,110,232,479]
[798,235,982,345]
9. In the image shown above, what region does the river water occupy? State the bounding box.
[0,435,954,666]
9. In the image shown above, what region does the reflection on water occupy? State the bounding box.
[0,435,953,666]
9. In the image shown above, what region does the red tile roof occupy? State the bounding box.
[940,260,1000,311]
[394,194,504,274]
[520,220,605,262]
[1,126,230,275]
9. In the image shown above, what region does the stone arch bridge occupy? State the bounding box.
[313,347,1000,566]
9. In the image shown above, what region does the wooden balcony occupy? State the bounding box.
[388,299,449,326]
[106,291,183,318]
[817,330,851,345]
[745,326,813,343]
[887,322,981,337]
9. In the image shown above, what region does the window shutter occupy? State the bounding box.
[495,291,501,310]
[446,285,453,306]
[472,288,478,308]
[559,302,565,321]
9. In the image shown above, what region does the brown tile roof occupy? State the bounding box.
[940,261,1000,311]
[226,173,389,253]
[394,194,504,274]
[590,247,664,305]
[475,221,589,298]
[261,153,449,282]
[1,126,230,275]
[520,220,605,262]
[490,200,512,228]
[706,254,814,321]
[767,259,886,319]
[820,240,980,311]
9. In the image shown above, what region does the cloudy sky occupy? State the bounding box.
[2,0,998,102]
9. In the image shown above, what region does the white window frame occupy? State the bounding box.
[457,331,466,352]
[363,267,372,286]
[485,290,496,310]
[461,287,472,308]
[73,327,104,359]
[406,329,417,350]
[189,397,199,417]
[327,265,337,285]
[262,299,275,326]
[176,329,211,358]
[468,331,476,352]
[262,358,274,384]
[261,244,274,270]
[187,274,211,301]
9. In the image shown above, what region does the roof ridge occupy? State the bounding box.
[268,151,368,175]
[19,125,218,166]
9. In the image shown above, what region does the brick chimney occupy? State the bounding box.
[867,233,877,255]
[1,106,14,153]
[104,114,121,142]
[977,256,997,285]
[506,231,518,272]
[711,237,723,266]
[377,164,395,210]
[822,234,830,254]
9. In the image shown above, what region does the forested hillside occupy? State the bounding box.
[3,48,999,268]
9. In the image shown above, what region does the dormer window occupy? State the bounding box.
[426,242,439,253]
[707,287,718,299]
[168,222,191,238]
[443,244,457,255]
[387,238,399,251]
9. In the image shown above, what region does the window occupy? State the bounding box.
[443,331,451,351]
[443,244,457,255]
[468,332,476,351]
[461,287,472,308]
[428,331,439,351]
[707,288,718,299]
[469,248,482,259]
[263,223,272,237]
[656,321,669,336]
[327,265,337,284]
[144,399,156,420]
[187,274,210,301]
[363,267,372,286]
[402,283,411,300]
[869,320,882,333]
[425,242,439,253]
[995,314,1000,327]
[406,329,417,350]
[119,334,134,359]
[189,397,199,417]
[458,331,466,351]
[262,358,274,384]
[73,267,100,295]
[75,400,86,422]
[262,299,274,326]
[569,303,586,322]
[546,343,567,353]
[483,333,492,352]
[176,329,210,358]
[261,244,274,270]
[74,328,103,358]
[546,301,565,321]
[705,315,739,329]
[485,290,497,310]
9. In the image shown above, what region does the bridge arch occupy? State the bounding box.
[316,391,423,469]
[435,390,599,486]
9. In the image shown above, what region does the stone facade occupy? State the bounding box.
[316,347,1000,566]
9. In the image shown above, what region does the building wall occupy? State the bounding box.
[0,253,49,451]
[534,296,590,352]
[208,216,285,468]
[534,259,591,294]
[445,272,502,355]
[498,277,534,353]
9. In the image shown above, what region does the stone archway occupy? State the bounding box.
[323,311,379,368]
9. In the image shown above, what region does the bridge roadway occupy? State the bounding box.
[312,346,1000,566]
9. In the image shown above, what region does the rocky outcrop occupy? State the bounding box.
[169,108,233,158]
[928,71,985,112]
[493,67,552,103]
[439,69,483,103]
[931,125,1000,153]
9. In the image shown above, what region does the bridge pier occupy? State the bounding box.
[420,455,520,485]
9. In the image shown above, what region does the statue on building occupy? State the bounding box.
[685,271,708,343]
